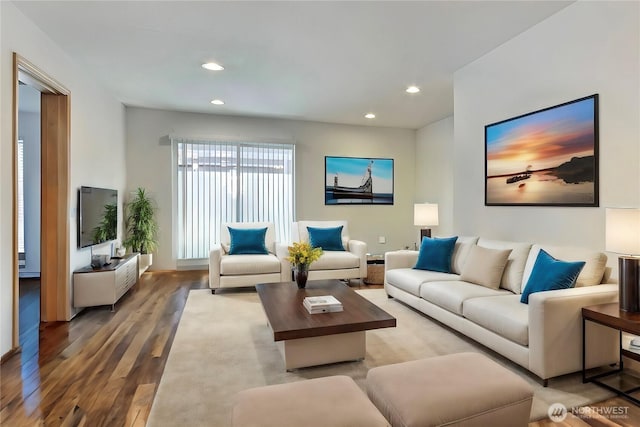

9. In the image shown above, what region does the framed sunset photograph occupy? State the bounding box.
[485,94,599,206]
[325,156,394,205]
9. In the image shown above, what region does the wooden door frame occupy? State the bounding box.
[12,53,71,349]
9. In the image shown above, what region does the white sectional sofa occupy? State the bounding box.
[384,237,620,384]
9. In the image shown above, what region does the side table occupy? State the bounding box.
[582,303,640,405]
[364,254,385,285]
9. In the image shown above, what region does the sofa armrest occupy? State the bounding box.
[209,245,223,289]
[602,266,616,284]
[348,240,368,278]
[528,284,619,380]
[385,250,418,271]
[276,242,293,281]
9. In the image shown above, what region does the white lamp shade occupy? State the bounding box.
[414,203,439,227]
[605,208,640,255]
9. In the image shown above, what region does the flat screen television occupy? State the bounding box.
[78,186,118,248]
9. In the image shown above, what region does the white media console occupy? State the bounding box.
[73,253,139,310]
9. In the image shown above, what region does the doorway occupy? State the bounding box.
[17,82,42,356]
[12,53,71,351]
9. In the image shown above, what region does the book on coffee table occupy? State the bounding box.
[303,295,343,314]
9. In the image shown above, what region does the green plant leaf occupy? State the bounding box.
[123,187,158,254]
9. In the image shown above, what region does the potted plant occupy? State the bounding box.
[286,242,323,288]
[123,187,158,274]
[92,203,117,244]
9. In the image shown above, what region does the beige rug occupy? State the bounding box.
[147,288,613,426]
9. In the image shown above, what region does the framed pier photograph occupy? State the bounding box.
[325,156,394,205]
[485,94,599,207]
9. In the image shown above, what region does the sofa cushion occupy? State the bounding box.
[296,221,350,249]
[521,244,605,292]
[414,236,458,273]
[221,254,281,275]
[520,249,584,304]
[228,227,269,255]
[386,268,460,297]
[460,245,511,289]
[222,222,276,253]
[463,295,530,346]
[420,281,511,315]
[451,236,480,274]
[310,251,359,271]
[307,226,345,251]
[477,239,532,294]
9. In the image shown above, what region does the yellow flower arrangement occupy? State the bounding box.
[287,241,323,267]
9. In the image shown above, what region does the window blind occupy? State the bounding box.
[174,138,295,259]
[17,139,25,255]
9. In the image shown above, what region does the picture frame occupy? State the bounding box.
[485,94,599,207]
[325,156,394,205]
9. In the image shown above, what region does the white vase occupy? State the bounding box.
[139,253,153,276]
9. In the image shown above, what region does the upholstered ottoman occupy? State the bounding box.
[232,375,390,427]
[366,352,533,427]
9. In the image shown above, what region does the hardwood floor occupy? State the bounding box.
[1,270,207,426]
[18,278,41,369]
[1,272,638,426]
[529,397,640,426]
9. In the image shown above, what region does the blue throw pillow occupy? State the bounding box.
[520,249,585,304]
[414,236,458,273]
[227,227,269,255]
[307,226,345,251]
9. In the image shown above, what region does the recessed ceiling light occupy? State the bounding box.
[211,99,225,105]
[365,113,376,119]
[406,86,420,94]
[202,62,224,71]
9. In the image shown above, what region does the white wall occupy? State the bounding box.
[452,0,639,250]
[1,2,127,355]
[0,0,6,357]
[415,116,454,237]
[125,107,417,270]
[18,110,41,277]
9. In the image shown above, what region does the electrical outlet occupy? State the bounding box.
[378,236,386,244]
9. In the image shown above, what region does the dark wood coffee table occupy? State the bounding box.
[256,279,396,370]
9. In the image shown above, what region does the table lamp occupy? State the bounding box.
[605,208,640,312]
[414,203,439,242]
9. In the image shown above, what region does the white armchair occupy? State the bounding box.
[209,222,289,293]
[280,220,367,282]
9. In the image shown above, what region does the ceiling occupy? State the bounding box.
[14,1,572,129]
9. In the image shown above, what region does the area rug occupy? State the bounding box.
[147,288,613,426]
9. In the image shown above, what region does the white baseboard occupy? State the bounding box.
[19,272,40,279]
[176,258,208,271]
